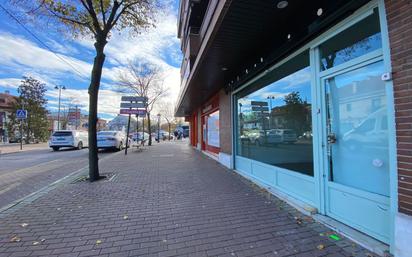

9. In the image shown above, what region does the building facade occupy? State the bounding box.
[175,0,412,256]
[0,92,17,143]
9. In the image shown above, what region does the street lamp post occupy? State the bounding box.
[157,113,161,143]
[55,85,66,131]
[267,96,275,129]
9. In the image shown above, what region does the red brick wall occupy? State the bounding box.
[219,89,232,154]
[385,0,412,216]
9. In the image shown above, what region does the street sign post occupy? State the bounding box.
[16,109,27,150]
[16,109,27,119]
[120,96,148,155]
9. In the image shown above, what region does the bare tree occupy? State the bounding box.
[117,62,168,146]
[8,0,159,181]
[158,101,175,141]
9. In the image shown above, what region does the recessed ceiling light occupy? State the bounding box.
[221,67,228,71]
[287,34,291,40]
[277,1,288,9]
[317,8,323,16]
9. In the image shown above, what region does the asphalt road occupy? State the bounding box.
[0,147,116,209]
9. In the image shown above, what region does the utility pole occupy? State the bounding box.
[75,105,79,130]
[55,85,66,131]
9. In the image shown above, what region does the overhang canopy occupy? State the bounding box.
[175,0,371,117]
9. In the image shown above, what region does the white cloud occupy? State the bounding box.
[46,88,123,118]
[0,78,21,89]
[0,31,91,79]
[0,3,182,118]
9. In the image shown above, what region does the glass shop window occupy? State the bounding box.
[319,8,382,71]
[236,51,314,176]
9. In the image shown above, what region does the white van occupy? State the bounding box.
[49,130,88,151]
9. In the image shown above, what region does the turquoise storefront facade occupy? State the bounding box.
[231,0,397,248]
[176,0,412,255]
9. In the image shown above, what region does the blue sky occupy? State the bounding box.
[0,1,182,121]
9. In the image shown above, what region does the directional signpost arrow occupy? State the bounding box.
[121,96,147,102]
[120,109,146,115]
[120,102,146,109]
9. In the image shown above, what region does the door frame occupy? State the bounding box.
[311,0,397,247]
[318,57,390,243]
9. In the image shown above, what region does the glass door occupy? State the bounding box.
[322,60,390,243]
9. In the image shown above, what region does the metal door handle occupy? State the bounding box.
[327,133,337,144]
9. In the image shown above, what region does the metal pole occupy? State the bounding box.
[157,115,160,143]
[125,103,132,155]
[75,105,78,130]
[136,114,139,134]
[125,113,131,155]
[142,117,145,145]
[20,119,23,150]
[20,102,24,150]
[57,87,61,131]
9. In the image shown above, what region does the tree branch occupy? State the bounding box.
[100,0,107,26]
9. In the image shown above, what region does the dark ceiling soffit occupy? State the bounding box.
[228,0,372,93]
[175,0,232,117]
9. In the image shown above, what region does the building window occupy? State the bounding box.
[236,51,314,176]
[319,8,382,71]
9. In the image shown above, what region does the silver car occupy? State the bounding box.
[97,131,128,151]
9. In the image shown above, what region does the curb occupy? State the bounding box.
[0,149,126,218]
[0,144,49,156]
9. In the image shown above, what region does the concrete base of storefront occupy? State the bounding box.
[202,150,219,161]
[197,146,392,256]
[395,213,412,257]
[314,214,390,256]
[218,152,232,169]
[231,159,391,256]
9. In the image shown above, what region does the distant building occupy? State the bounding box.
[108,115,136,132]
[0,91,18,143]
[97,118,107,131]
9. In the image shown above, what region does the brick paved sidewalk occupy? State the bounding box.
[0,142,379,257]
[0,143,48,155]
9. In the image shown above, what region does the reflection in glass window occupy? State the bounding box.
[326,61,389,196]
[320,8,382,70]
[236,51,314,176]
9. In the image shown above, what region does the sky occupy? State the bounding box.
[0,1,182,121]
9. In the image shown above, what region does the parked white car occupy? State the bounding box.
[49,130,88,151]
[97,131,129,151]
[273,129,298,143]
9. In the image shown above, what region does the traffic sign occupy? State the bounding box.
[16,109,27,119]
[120,109,147,115]
[251,106,269,112]
[251,101,268,106]
[121,96,147,102]
[120,102,146,108]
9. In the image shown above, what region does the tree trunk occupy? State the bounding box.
[147,112,152,146]
[168,122,171,141]
[88,40,107,182]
